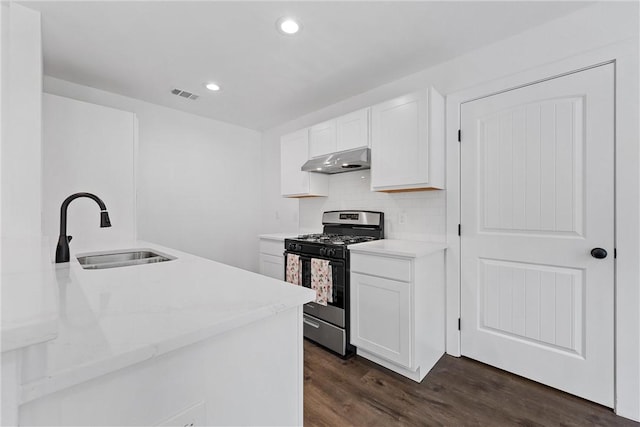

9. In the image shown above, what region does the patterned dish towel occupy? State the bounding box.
[285,253,301,285]
[311,258,333,306]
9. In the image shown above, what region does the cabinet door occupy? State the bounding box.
[259,253,284,281]
[280,129,310,196]
[336,108,369,152]
[370,91,430,190]
[351,272,412,368]
[309,120,336,158]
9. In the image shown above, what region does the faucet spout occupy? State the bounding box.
[55,192,112,263]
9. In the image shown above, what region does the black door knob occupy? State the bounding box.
[591,248,608,259]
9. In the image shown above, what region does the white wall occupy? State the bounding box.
[42,94,136,253]
[0,3,42,239]
[44,77,262,272]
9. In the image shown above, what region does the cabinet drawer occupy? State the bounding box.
[350,253,412,282]
[303,315,346,355]
[259,239,284,257]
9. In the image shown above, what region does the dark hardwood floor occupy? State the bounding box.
[304,340,638,427]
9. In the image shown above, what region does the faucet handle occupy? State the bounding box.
[100,211,111,228]
[67,236,73,243]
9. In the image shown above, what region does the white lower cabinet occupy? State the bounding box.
[351,273,412,367]
[259,236,286,280]
[259,253,284,280]
[350,246,445,382]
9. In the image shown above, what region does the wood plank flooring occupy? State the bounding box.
[304,340,637,427]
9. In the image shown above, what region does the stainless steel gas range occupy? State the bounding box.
[284,210,384,357]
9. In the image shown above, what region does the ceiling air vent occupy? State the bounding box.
[171,88,199,100]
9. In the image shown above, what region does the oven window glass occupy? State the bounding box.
[300,257,345,309]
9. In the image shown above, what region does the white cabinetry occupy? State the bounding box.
[350,241,445,382]
[309,120,337,158]
[351,273,412,367]
[370,88,444,192]
[280,129,328,197]
[259,236,287,280]
[336,108,369,152]
[308,108,370,158]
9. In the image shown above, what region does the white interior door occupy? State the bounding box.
[460,63,614,406]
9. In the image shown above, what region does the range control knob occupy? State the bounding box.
[296,244,302,251]
[287,243,295,251]
[319,247,327,256]
[328,248,336,257]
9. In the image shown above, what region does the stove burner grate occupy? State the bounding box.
[295,234,376,245]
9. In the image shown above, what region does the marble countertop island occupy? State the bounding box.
[2,239,314,404]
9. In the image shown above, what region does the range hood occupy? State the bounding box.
[301,147,370,174]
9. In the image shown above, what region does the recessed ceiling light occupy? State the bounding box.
[277,17,301,35]
[205,82,220,91]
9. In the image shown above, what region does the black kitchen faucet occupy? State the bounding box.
[55,192,111,263]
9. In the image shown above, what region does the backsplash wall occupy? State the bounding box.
[299,170,445,242]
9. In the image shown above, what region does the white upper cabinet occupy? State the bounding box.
[336,108,370,152]
[280,129,328,197]
[370,88,444,192]
[308,108,370,158]
[309,120,337,158]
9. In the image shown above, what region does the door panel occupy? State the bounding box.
[479,97,584,235]
[461,64,614,407]
[479,259,584,355]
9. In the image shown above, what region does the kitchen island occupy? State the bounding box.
[1,239,314,426]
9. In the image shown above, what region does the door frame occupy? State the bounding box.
[445,39,639,420]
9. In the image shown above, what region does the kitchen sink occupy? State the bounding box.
[76,249,175,270]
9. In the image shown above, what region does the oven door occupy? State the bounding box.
[284,252,346,328]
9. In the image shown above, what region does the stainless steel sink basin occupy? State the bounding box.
[76,248,176,270]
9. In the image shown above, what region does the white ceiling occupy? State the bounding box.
[25,1,592,131]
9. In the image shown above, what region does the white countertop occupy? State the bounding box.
[349,239,447,258]
[258,232,298,241]
[10,240,314,403]
[2,237,59,353]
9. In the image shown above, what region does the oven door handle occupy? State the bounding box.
[303,318,321,329]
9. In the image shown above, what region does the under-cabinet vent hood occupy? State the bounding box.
[301,147,370,174]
